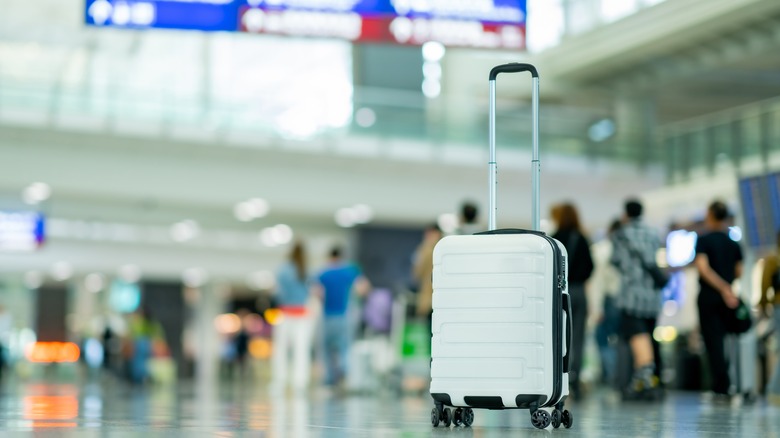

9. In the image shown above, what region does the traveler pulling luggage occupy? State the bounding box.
[428,63,573,430]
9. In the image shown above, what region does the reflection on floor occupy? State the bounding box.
[1,379,779,437]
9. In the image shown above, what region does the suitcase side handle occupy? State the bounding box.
[488,63,540,231]
[562,292,572,373]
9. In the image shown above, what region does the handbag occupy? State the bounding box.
[617,232,669,290]
[725,299,752,334]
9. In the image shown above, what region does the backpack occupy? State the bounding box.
[773,265,780,291]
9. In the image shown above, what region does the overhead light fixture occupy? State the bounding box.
[52,261,73,282]
[422,41,446,62]
[355,108,376,128]
[335,204,374,228]
[24,271,43,289]
[170,220,200,242]
[259,224,294,247]
[22,182,52,205]
[118,264,141,283]
[437,213,458,234]
[234,198,270,222]
[588,119,615,142]
[84,273,105,293]
[182,267,209,288]
[247,270,276,291]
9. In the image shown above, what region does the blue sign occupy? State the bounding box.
[85,0,241,31]
[0,211,45,252]
[85,0,527,40]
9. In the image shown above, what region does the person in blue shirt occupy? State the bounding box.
[314,246,370,388]
[271,241,314,394]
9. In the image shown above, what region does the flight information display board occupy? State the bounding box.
[84,0,527,49]
[0,211,45,252]
[739,172,780,249]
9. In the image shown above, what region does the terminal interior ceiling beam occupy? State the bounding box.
[444,0,780,124]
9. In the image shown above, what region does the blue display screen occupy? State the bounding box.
[0,211,45,251]
[85,0,526,32]
[739,173,780,249]
[85,0,241,31]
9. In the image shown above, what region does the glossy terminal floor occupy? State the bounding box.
[1,378,779,437]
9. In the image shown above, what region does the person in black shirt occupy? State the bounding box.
[552,202,594,400]
[694,200,744,399]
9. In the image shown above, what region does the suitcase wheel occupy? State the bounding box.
[551,409,562,429]
[530,409,551,429]
[461,408,474,427]
[431,406,453,428]
[452,408,474,427]
[441,408,452,427]
[562,409,573,429]
[452,408,462,427]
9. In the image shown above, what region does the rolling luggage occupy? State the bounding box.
[429,63,573,430]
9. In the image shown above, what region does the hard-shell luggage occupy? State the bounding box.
[429,63,573,430]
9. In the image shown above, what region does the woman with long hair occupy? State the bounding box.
[551,202,594,400]
[271,241,314,394]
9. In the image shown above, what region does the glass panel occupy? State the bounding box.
[741,114,761,159]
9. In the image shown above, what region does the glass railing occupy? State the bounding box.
[658,97,780,184]
[0,75,661,166]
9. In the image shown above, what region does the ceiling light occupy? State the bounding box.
[24,271,43,289]
[22,182,52,205]
[437,213,458,234]
[84,273,105,293]
[119,264,141,283]
[182,267,208,288]
[52,261,73,282]
[352,204,373,224]
[422,41,446,62]
[259,224,293,247]
[171,220,200,242]
[355,108,376,128]
[247,270,275,291]
[234,198,270,222]
[335,208,357,228]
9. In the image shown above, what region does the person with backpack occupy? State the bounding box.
[760,230,780,404]
[551,202,594,400]
[610,199,664,401]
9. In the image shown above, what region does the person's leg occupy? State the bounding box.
[698,294,730,395]
[291,316,312,392]
[336,316,350,386]
[569,283,587,397]
[621,315,657,399]
[271,320,290,391]
[322,318,333,386]
[766,305,780,397]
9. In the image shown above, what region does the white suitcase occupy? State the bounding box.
[429,63,573,430]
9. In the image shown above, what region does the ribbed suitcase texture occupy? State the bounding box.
[430,233,569,411]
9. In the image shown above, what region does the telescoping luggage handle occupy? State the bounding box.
[488,63,540,232]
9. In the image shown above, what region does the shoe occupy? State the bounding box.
[622,375,661,402]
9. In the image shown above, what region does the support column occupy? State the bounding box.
[614,95,657,169]
[194,282,225,387]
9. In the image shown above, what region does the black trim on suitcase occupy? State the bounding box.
[515,395,548,409]
[431,393,452,406]
[464,396,504,409]
[563,292,572,373]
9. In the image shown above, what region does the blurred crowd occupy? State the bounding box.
[1,197,778,409]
